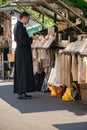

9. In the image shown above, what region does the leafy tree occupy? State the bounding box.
[0,0,12,4]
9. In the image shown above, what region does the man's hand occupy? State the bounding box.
[32,35,39,40]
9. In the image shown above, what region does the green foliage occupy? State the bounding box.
[24,7,54,28]
[0,0,7,4]
[0,0,12,4]
[68,0,87,8]
[17,6,54,28]
[67,0,87,17]
[0,0,53,28]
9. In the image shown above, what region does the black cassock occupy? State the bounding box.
[14,21,35,94]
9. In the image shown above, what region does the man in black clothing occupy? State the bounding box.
[14,12,38,99]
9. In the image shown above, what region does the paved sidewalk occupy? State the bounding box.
[0,81,87,130]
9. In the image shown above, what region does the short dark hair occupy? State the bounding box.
[19,12,30,19]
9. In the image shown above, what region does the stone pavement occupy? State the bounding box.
[0,81,87,130]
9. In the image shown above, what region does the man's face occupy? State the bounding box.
[23,16,30,25]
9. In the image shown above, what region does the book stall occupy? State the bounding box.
[31,28,56,92]
[47,34,87,103]
[0,11,11,79]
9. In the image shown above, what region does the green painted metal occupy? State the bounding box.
[0,7,15,12]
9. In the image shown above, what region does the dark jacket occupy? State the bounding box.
[14,21,35,94]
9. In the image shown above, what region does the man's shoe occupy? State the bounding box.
[17,93,32,99]
[23,93,32,98]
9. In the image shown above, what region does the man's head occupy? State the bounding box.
[20,12,30,25]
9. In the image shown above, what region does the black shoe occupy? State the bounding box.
[23,93,32,98]
[17,93,32,99]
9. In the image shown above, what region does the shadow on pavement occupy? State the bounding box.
[53,122,87,130]
[0,84,87,115]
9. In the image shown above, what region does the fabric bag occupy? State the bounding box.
[62,82,80,101]
[34,71,45,91]
[48,84,63,97]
